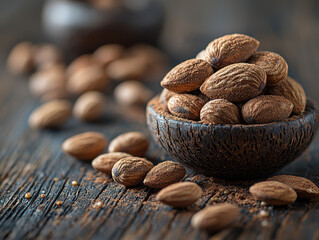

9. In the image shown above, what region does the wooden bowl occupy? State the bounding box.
[146,96,319,180]
[42,0,164,57]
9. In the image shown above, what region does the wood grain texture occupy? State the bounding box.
[1,0,319,239]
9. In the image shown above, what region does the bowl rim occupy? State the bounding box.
[147,96,319,130]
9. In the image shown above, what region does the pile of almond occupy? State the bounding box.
[7,42,168,129]
[160,33,307,124]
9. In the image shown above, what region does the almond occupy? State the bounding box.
[34,44,62,67]
[191,203,239,231]
[108,132,149,157]
[161,59,213,93]
[28,100,72,128]
[67,65,109,95]
[205,33,259,69]
[143,161,186,188]
[159,88,177,110]
[114,81,154,106]
[93,44,124,66]
[267,175,319,199]
[248,51,288,86]
[67,54,98,77]
[73,91,107,122]
[62,132,108,161]
[241,95,293,124]
[249,181,297,205]
[156,182,202,207]
[92,152,132,175]
[112,157,154,186]
[7,42,35,75]
[266,76,306,115]
[200,63,266,102]
[167,94,205,120]
[200,99,241,124]
[195,49,210,62]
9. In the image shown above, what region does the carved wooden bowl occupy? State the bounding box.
[146,96,319,180]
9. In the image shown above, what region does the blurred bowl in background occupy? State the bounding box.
[42,0,164,58]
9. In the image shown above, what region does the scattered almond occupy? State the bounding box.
[266,76,306,115]
[7,42,35,75]
[92,152,132,175]
[249,181,297,205]
[161,59,213,93]
[34,44,62,68]
[28,99,72,128]
[248,51,288,86]
[114,81,154,106]
[112,157,154,186]
[108,132,149,157]
[205,33,259,69]
[143,161,186,188]
[156,182,202,207]
[67,65,109,95]
[200,99,241,124]
[62,132,108,161]
[241,95,293,124]
[73,91,107,122]
[167,94,205,120]
[67,54,98,77]
[93,44,124,66]
[191,203,239,231]
[200,63,266,102]
[267,175,319,199]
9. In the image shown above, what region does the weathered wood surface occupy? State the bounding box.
[1,1,319,240]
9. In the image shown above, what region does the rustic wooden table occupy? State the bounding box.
[1,1,319,239]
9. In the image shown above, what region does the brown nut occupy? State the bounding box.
[241,95,293,124]
[67,54,99,77]
[191,203,239,231]
[34,44,62,68]
[205,33,259,69]
[93,44,125,66]
[249,181,297,205]
[248,51,288,86]
[200,63,266,102]
[161,59,213,93]
[266,76,306,115]
[92,152,132,175]
[167,94,206,120]
[73,91,107,122]
[143,161,186,189]
[200,99,241,124]
[28,99,72,129]
[159,88,177,111]
[62,132,108,161]
[67,65,109,95]
[108,132,149,157]
[7,42,35,75]
[114,81,154,106]
[156,182,203,208]
[112,157,154,186]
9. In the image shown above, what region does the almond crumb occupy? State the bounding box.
[72,181,78,186]
[25,192,32,199]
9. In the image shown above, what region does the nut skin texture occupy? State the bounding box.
[248,51,288,86]
[161,59,213,93]
[143,161,186,189]
[241,95,293,124]
[7,42,35,75]
[266,76,306,115]
[167,94,205,120]
[28,100,72,129]
[92,152,132,175]
[205,33,260,69]
[156,182,203,208]
[112,157,154,187]
[108,132,149,157]
[67,65,109,95]
[200,99,241,124]
[191,203,239,231]
[62,132,108,161]
[159,88,177,111]
[200,63,267,103]
[93,44,124,66]
[114,81,154,106]
[267,175,319,199]
[249,181,297,205]
[73,91,107,122]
